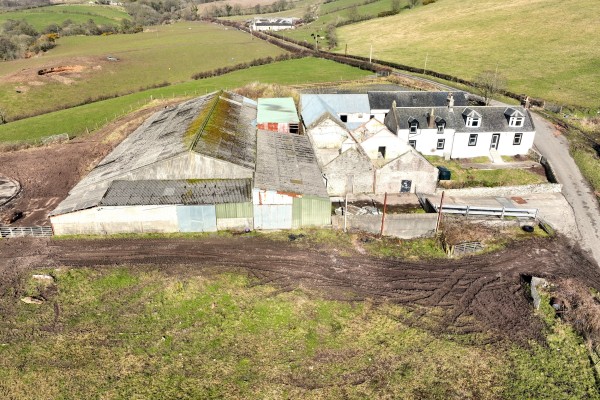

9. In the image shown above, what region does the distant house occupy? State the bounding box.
[257,97,300,134]
[254,130,330,229]
[384,105,536,159]
[368,91,468,122]
[251,18,295,31]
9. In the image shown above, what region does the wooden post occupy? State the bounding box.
[379,192,388,237]
[344,193,348,233]
[435,191,445,234]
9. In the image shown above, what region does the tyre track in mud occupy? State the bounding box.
[2,235,599,344]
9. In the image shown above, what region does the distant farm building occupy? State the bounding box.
[251,18,295,31]
[257,97,300,134]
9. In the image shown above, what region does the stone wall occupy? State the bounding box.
[332,213,437,239]
[434,183,562,197]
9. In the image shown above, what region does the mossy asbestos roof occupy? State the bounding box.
[51,91,257,216]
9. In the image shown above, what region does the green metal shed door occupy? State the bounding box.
[292,196,332,229]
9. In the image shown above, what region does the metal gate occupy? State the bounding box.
[0,226,53,238]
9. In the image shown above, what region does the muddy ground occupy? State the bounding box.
[1,234,599,345]
[0,99,184,226]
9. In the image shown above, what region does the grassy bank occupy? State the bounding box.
[0,57,371,143]
[0,21,287,119]
[0,4,129,30]
[0,267,596,398]
[337,0,600,108]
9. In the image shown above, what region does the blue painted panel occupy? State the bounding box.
[253,205,292,230]
[176,205,217,232]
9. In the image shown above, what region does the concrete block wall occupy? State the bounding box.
[332,213,437,239]
[434,183,563,197]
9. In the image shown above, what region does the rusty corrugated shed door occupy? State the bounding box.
[292,196,331,228]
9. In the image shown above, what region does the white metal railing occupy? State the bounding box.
[0,226,53,238]
[428,200,538,219]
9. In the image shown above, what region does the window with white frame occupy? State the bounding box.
[409,121,418,134]
[466,116,481,127]
[437,138,445,150]
[509,117,524,127]
[513,133,523,145]
[437,122,445,133]
[409,140,416,148]
[468,134,478,146]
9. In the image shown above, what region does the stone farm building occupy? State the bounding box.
[50,91,328,235]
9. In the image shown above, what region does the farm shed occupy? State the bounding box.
[50,179,253,235]
[301,94,371,131]
[50,91,258,235]
[257,97,300,134]
[253,130,330,229]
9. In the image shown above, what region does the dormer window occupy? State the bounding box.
[463,108,482,128]
[408,118,418,134]
[340,114,348,123]
[509,116,524,127]
[466,116,481,127]
[505,107,525,127]
[435,117,446,133]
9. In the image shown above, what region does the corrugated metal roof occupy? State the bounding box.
[388,106,535,133]
[368,91,468,109]
[192,91,257,170]
[257,98,299,123]
[100,179,252,206]
[51,91,257,216]
[300,94,370,128]
[255,130,328,198]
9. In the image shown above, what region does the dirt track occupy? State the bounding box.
[2,235,599,345]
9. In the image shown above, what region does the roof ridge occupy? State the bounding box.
[189,90,223,151]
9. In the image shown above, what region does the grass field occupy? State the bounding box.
[425,156,547,188]
[0,4,130,30]
[0,266,596,398]
[337,0,600,108]
[0,57,372,143]
[0,21,287,120]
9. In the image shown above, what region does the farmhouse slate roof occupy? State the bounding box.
[100,179,252,206]
[255,130,328,198]
[368,91,468,110]
[257,97,299,123]
[50,91,257,216]
[388,106,535,133]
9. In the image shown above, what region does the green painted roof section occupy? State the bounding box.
[257,97,299,124]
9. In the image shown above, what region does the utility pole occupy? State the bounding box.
[424,52,428,73]
[369,43,373,63]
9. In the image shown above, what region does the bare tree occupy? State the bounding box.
[474,70,507,105]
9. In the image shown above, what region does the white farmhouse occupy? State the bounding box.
[384,105,535,159]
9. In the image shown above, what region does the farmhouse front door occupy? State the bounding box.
[490,134,500,150]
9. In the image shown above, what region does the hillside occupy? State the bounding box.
[336,0,600,108]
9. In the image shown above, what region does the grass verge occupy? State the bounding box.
[0,267,597,398]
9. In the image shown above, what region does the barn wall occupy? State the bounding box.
[307,119,349,149]
[50,205,179,235]
[216,202,254,231]
[322,150,374,196]
[375,151,438,194]
[292,196,331,228]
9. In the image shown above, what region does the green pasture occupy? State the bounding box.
[281,0,398,43]
[0,21,287,120]
[337,0,600,108]
[0,4,129,30]
[0,266,596,398]
[0,57,371,143]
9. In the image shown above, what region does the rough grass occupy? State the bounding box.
[426,156,546,188]
[0,4,130,30]
[337,0,600,108]
[0,21,287,119]
[0,267,597,399]
[0,57,371,143]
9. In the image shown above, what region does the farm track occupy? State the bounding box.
[1,235,599,344]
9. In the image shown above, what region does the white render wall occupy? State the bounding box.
[403,128,456,157]
[451,131,535,158]
[51,205,179,235]
[307,119,349,149]
[360,131,407,161]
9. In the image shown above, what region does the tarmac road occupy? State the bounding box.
[531,112,600,266]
